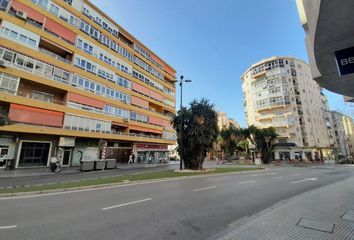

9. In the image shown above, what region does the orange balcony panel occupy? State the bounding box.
[132,82,150,96]
[131,96,149,109]
[149,116,163,126]
[149,90,163,102]
[12,0,45,24]
[68,92,105,109]
[44,18,76,44]
[9,104,63,127]
[163,119,172,127]
[130,125,162,134]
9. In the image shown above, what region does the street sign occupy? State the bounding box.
[335,46,354,76]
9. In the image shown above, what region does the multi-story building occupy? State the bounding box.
[296,0,354,98]
[217,112,240,131]
[331,111,354,159]
[0,0,177,168]
[241,56,334,162]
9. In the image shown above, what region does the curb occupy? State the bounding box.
[0,168,266,198]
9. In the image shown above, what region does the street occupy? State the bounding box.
[1,166,354,240]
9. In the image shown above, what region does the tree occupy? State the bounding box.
[245,125,277,164]
[172,99,219,170]
[220,126,245,159]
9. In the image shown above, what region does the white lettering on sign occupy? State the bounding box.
[340,57,354,66]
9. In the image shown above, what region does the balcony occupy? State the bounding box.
[39,39,73,64]
[39,48,71,64]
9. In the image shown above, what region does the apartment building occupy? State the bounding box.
[331,111,354,159]
[241,56,334,162]
[0,0,177,168]
[217,112,240,131]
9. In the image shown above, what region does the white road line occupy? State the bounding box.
[102,198,152,211]
[291,178,317,184]
[192,186,216,192]
[250,174,261,177]
[292,173,302,176]
[271,176,283,180]
[239,180,255,184]
[0,225,17,230]
[265,172,277,175]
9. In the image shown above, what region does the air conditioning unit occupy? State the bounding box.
[16,10,27,20]
[122,100,127,104]
[0,60,6,68]
[123,118,129,123]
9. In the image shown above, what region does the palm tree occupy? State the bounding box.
[245,125,277,164]
[172,99,218,170]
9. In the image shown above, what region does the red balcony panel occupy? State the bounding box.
[12,0,45,23]
[131,96,149,109]
[163,119,172,127]
[149,90,163,102]
[9,104,63,127]
[130,125,162,134]
[132,82,150,96]
[149,116,163,126]
[68,92,105,109]
[44,18,76,44]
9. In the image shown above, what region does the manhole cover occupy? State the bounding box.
[297,218,334,233]
[342,210,354,222]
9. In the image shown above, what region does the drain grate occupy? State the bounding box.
[342,210,354,222]
[297,218,334,233]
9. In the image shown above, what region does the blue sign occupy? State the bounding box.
[335,46,354,76]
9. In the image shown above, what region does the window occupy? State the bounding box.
[0,146,9,158]
[49,3,59,16]
[0,0,10,10]
[32,91,54,103]
[0,73,20,94]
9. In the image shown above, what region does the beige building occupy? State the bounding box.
[331,111,354,159]
[217,112,240,130]
[241,56,334,162]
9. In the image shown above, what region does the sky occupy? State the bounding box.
[91,0,353,127]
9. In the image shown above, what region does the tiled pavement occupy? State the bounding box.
[217,176,354,240]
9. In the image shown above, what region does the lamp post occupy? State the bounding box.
[173,75,192,171]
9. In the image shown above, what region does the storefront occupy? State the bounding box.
[134,143,169,164]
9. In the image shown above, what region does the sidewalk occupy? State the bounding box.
[216,176,354,240]
[0,163,177,179]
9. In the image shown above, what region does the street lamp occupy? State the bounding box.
[173,75,192,171]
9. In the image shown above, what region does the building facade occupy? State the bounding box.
[0,0,177,168]
[296,0,354,98]
[241,56,334,162]
[331,111,354,159]
[217,112,240,131]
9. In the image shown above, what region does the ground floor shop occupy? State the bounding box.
[273,143,335,162]
[0,133,172,168]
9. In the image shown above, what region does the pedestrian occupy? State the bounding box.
[128,154,133,164]
[132,154,135,163]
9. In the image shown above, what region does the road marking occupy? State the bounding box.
[239,180,255,184]
[250,174,261,177]
[292,173,302,176]
[265,172,277,175]
[102,198,152,211]
[0,225,17,230]
[291,178,317,184]
[192,186,216,192]
[272,176,283,180]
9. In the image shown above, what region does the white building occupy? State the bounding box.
[331,111,354,159]
[241,56,334,162]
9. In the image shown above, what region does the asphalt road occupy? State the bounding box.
[1,166,353,240]
[0,164,178,188]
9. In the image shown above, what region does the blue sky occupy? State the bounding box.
[91,0,352,127]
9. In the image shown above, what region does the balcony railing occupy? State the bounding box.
[39,48,72,64]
